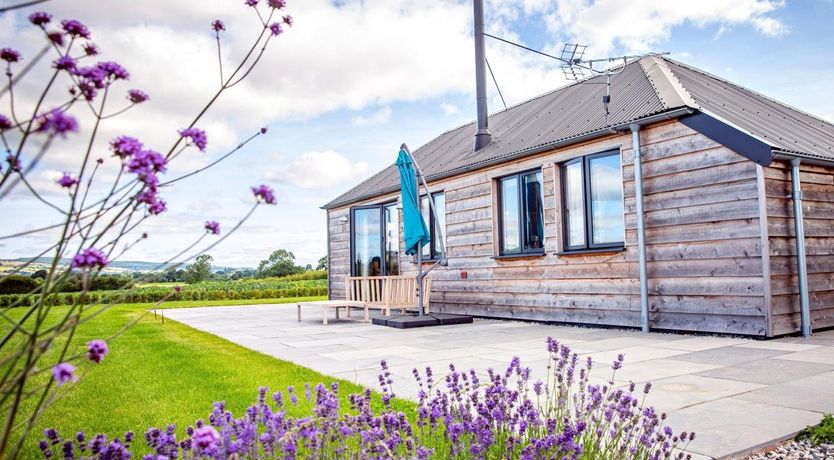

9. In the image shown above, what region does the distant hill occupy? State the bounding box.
[8,258,249,273]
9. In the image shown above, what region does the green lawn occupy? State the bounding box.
[2,296,415,457]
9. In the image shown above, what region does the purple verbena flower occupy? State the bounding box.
[52,363,77,385]
[212,20,225,32]
[71,247,109,269]
[29,11,52,26]
[283,15,293,26]
[204,221,220,235]
[110,136,143,159]
[83,43,100,56]
[37,109,78,137]
[62,19,91,38]
[245,0,258,5]
[148,198,167,215]
[251,184,276,204]
[174,285,182,293]
[1,48,21,63]
[260,126,268,134]
[127,149,167,175]
[87,339,108,363]
[54,55,76,71]
[268,0,286,8]
[47,31,65,47]
[0,114,11,131]
[56,172,78,188]
[269,22,283,36]
[5,153,21,172]
[178,127,207,151]
[96,61,129,80]
[127,89,149,104]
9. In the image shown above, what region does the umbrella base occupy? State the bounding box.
[372,313,473,329]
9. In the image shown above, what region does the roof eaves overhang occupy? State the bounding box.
[679,111,774,166]
[321,106,696,210]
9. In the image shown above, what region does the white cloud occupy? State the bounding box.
[352,106,392,126]
[540,0,788,55]
[265,150,369,189]
[440,102,460,115]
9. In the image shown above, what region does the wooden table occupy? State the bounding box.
[296,300,367,325]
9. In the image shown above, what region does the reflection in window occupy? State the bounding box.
[420,192,446,259]
[589,155,625,245]
[498,170,544,255]
[384,203,399,275]
[352,207,382,276]
[500,176,520,253]
[560,151,624,251]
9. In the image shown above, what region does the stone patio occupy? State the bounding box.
[164,304,834,460]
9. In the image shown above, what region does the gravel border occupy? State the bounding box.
[745,439,833,459]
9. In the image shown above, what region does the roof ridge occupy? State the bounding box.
[639,55,700,110]
[662,56,834,129]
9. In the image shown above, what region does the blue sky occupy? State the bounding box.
[1,0,833,269]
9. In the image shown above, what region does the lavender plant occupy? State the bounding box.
[37,340,695,460]
[0,1,293,457]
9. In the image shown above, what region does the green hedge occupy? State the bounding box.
[0,278,327,308]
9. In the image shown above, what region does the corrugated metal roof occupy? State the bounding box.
[323,56,834,209]
[664,58,834,162]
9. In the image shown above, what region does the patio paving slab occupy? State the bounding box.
[672,346,789,366]
[163,304,834,459]
[666,398,821,459]
[695,357,834,385]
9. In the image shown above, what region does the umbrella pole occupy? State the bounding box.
[417,243,424,316]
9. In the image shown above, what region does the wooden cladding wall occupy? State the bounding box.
[327,120,772,335]
[764,160,834,336]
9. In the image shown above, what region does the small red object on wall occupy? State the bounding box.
[460,271,468,279]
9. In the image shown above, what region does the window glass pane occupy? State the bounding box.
[352,208,381,276]
[384,204,399,275]
[564,162,585,247]
[522,172,544,251]
[420,196,431,258]
[433,193,446,257]
[500,176,520,253]
[589,154,625,245]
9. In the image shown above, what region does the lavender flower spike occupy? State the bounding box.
[52,363,77,385]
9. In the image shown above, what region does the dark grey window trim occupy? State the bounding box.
[349,201,398,276]
[560,149,625,252]
[496,168,545,256]
[419,191,445,261]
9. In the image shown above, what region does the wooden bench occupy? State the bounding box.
[346,275,433,316]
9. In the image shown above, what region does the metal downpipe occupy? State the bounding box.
[630,124,650,333]
[790,159,812,337]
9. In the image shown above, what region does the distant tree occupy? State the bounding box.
[305,264,313,271]
[30,270,47,280]
[183,254,214,284]
[164,269,184,282]
[316,255,327,271]
[230,272,240,280]
[256,249,303,278]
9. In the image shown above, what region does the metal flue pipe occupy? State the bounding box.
[630,124,650,333]
[473,0,491,151]
[790,158,812,337]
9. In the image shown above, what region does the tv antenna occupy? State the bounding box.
[483,33,667,120]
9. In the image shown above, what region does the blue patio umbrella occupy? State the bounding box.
[396,148,430,255]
